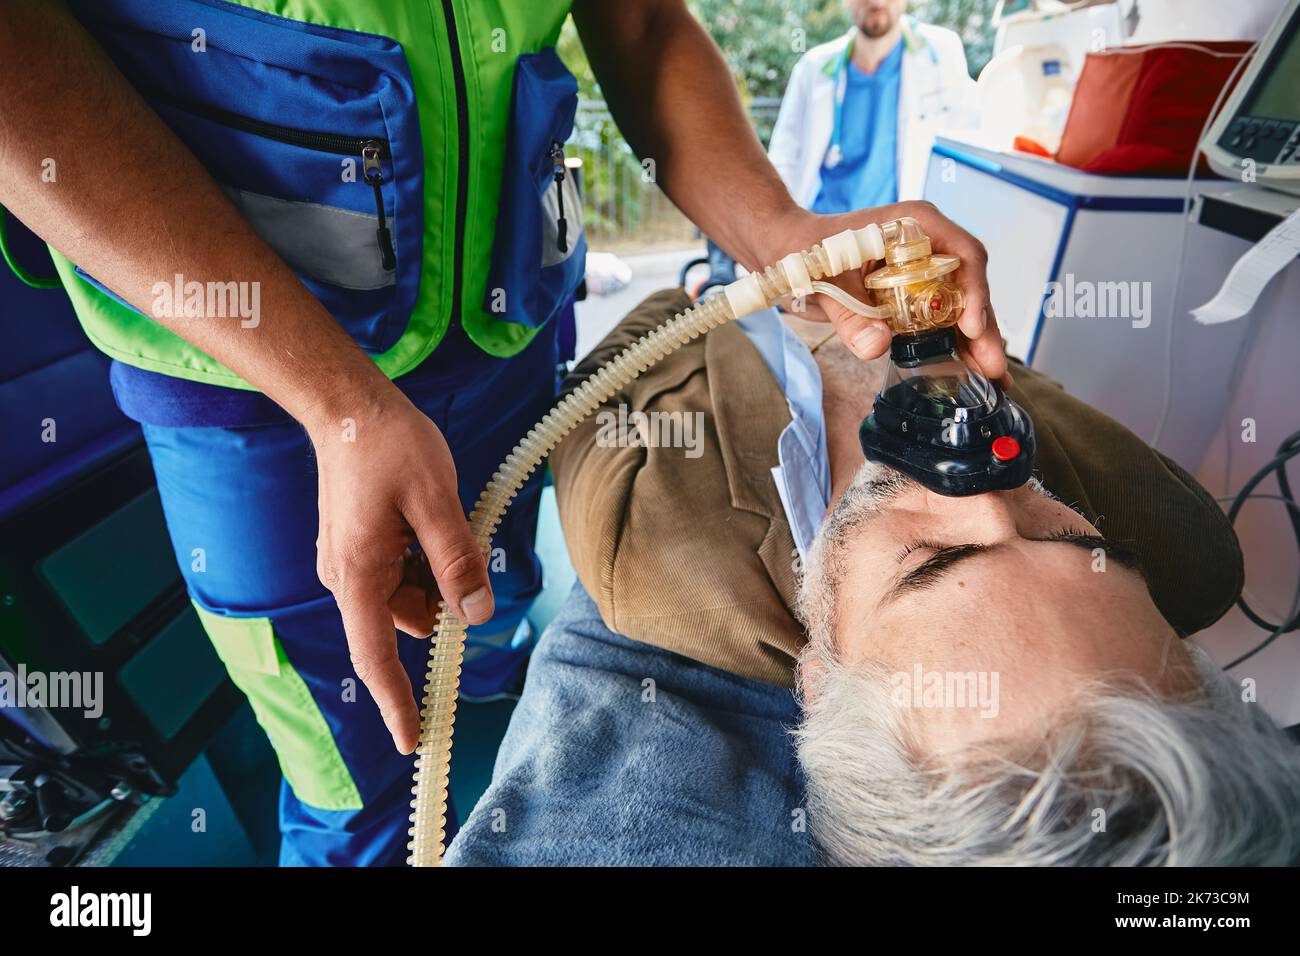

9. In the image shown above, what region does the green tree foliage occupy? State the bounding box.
[911,0,1001,76]
[692,0,848,103]
[562,1,1000,105]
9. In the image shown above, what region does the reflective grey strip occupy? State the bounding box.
[541,176,584,268]
[221,186,396,290]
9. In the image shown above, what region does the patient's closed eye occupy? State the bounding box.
[1043,529,1145,576]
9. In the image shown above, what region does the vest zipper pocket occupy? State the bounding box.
[483,48,584,330]
[549,140,569,255]
[363,142,397,271]
[152,95,397,272]
[67,0,426,365]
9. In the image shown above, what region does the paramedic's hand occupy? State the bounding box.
[309,390,494,754]
[769,201,1009,384]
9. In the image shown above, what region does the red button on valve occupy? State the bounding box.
[991,436,1021,462]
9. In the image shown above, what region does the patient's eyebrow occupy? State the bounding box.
[879,531,1145,609]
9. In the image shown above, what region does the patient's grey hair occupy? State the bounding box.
[793,463,1300,866]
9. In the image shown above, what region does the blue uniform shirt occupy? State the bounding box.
[811,39,903,215]
[735,308,830,559]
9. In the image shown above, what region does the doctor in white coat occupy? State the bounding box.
[769,0,975,210]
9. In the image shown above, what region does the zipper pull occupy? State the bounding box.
[363,141,397,271]
[550,141,568,254]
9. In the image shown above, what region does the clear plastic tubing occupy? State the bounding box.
[809,280,892,320]
[407,220,893,866]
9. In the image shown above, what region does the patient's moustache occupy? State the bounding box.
[406,217,1028,865]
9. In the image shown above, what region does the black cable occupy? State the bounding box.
[1217,430,1300,668]
[1214,495,1300,669]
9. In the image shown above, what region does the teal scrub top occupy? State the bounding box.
[812,39,903,214]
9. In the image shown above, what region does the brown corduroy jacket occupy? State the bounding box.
[551,288,1244,688]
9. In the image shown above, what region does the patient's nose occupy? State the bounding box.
[923,487,1022,539]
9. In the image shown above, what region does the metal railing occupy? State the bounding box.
[569,96,781,252]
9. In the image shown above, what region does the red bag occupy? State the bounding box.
[1056,41,1254,176]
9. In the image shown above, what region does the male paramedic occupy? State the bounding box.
[768,0,975,210]
[0,1,1001,865]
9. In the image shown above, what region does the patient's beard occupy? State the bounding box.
[799,461,913,660]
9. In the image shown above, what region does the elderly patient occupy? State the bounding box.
[453,287,1300,867]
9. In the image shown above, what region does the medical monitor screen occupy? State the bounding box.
[1244,15,1300,122]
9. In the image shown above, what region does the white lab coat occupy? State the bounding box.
[768,20,975,206]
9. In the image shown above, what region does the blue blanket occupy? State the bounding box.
[447,583,814,866]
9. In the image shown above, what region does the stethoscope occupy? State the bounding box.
[823,22,941,170]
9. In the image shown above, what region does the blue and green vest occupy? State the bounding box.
[58,0,584,391]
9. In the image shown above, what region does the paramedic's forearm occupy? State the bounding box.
[576,0,1005,378]
[0,1,387,431]
[572,0,798,271]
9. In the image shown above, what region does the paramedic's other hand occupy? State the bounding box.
[309,390,494,755]
[770,202,1008,384]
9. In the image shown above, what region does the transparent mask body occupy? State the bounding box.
[882,350,997,425]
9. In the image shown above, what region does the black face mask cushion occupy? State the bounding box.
[859,330,1036,498]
